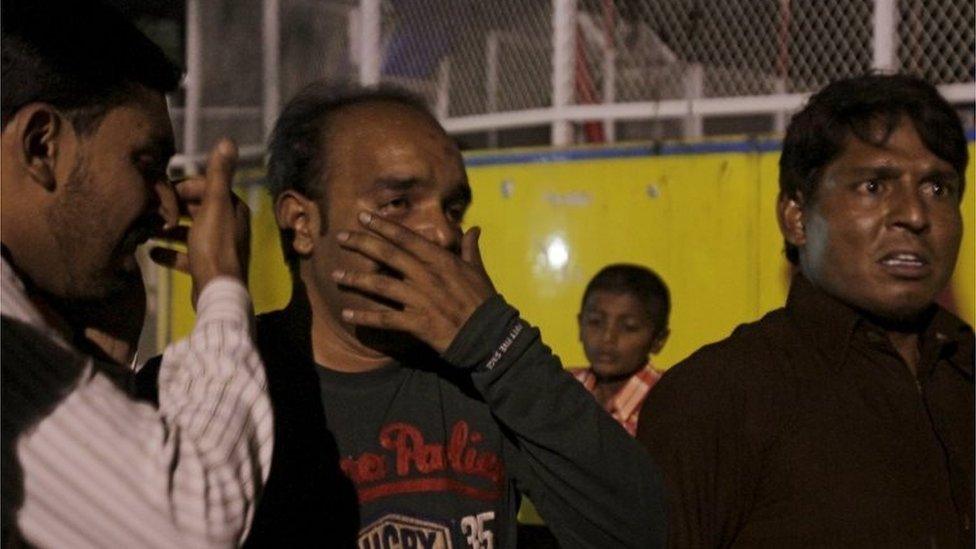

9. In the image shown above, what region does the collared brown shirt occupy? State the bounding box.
[638,274,974,548]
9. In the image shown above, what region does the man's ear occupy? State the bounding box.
[275,190,321,257]
[650,327,670,355]
[12,105,66,192]
[777,191,807,249]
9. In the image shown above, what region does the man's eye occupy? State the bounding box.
[141,166,167,184]
[445,204,466,223]
[381,197,409,212]
[861,180,881,194]
[923,180,952,198]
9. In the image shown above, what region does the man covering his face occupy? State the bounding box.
[230,83,667,547]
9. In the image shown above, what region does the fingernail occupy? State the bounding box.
[332,269,345,281]
[336,231,349,242]
[359,211,373,225]
[342,309,354,320]
[218,138,237,157]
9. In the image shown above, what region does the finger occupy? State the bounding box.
[204,139,238,199]
[461,226,485,269]
[336,230,433,284]
[331,269,426,310]
[155,224,189,243]
[230,190,247,219]
[172,178,205,218]
[149,247,190,273]
[357,211,450,268]
[340,307,427,334]
[173,177,206,202]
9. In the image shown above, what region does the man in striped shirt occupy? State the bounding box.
[1,1,273,546]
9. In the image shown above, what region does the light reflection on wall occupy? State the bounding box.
[545,237,569,269]
[532,234,572,284]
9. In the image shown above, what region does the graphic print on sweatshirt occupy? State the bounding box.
[357,510,498,549]
[342,419,505,548]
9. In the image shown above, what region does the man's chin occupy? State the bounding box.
[356,326,430,360]
[858,293,938,327]
[69,268,143,302]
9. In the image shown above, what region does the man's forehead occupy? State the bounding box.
[90,97,174,151]
[328,101,450,143]
[324,103,461,171]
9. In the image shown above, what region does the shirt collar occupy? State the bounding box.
[785,272,973,378]
[785,273,862,367]
[610,367,660,420]
[0,246,73,351]
[577,366,659,420]
[923,307,974,380]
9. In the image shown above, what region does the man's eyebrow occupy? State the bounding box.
[370,177,425,193]
[919,167,960,182]
[839,165,959,183]
[839,165,903,179]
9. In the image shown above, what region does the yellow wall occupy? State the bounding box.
[165,140,976,371]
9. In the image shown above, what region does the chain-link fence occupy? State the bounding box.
[171,0,974,164]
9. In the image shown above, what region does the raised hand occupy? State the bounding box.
[150,139,250,305]
[332,211,496,354]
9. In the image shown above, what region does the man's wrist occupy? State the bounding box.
[442,294,520,370]
[195,276,252,326]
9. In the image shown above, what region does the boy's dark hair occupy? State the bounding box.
[266,81,436,272]
[1,0,182,133]
[779,73,968,264]
[581,264,671,333]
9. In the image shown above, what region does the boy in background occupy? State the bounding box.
[573,264,670,436]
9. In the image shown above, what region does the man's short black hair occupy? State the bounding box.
[581,264,671,334]
[779,73,968,264]
[266,81,437,271]
[1,0,182,133]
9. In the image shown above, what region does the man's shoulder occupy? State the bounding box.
[254,307,309,357]
[255,307,292,335]
[932,305,975,369]
[651,307,797,405]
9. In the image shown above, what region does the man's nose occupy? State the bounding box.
[410,211,462,253]
[887,182,929,235]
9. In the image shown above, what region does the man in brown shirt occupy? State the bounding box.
[638,74,974,547]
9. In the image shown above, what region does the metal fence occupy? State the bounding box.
[170,0,974,166]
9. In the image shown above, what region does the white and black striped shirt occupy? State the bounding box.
[1,256,274,548]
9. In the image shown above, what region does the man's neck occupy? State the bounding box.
[593,377,629,408]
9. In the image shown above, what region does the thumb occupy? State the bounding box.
[461,226,485,269]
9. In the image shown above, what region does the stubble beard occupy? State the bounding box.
[46,159,136,301]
